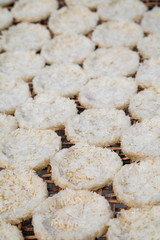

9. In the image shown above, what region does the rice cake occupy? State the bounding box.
[0,128,61,170]
[0,7,13,31]
[129,89,160,121]
[33,63,88,97]
[0,168,47,224]
[41,34,95,64]
[136,57,160,91]
[83,47,139,79]
[108,206,160,240]
[2,22,51,51]
[15,95,77,130]
[51,142,122,190]
[98,0,147,21]
[138,34,160,59]
[0,51,45,81]
[0,220,24,240]
[65,108,130,147]
[0,114,18,140]
[12,0,58,22]
[141,6,160,34]
[32,189,113,240]
[92,20,143,48]
[113,160,160,207]
[0,73,30,114]
[49,6,98,35]
[79,76,137,110]
[121,118,160,160]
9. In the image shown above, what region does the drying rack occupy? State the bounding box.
[2,0,160,239]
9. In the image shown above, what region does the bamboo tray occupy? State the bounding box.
[2,0,160,239]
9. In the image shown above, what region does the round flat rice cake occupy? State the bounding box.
[65,108,130,147]
[121,118,160,160]
[0,0,14,6]
[79,76,137,110]
[83,47,139,79]
[108,206,160,240]
[32,189,113,240]
[12,0,58,22]
[33,63,88,97]
[15,95,77,130]
[0,128,61,170]
[0,7,13,31]
[41,34,95,64]
[98,0,147,21]
[0,114,18,140]
[49,6,98,35]
[0,220,24,240]
[92,20,143,49]
[0,168,47,224]
[138,33,160,59]
[2,22,51,51]
[51,142,122,190]
[136,57,160,91]
[0,51,45,81]
[113,159,160,207]
[0,73,30,114]
[129,89,160,121]
[65,0,110,10]
[141,7,160,34]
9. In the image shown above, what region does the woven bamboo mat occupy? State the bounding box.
[1,0,160,239]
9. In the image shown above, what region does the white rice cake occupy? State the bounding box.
[0,128,61,170]
[2,22,51,51]
[98,0,147,21]
[49,6,98,35]
[15,95,77,130]
[0,114,18,140]
[79,76,137,110]
[0,51,45,81]
[65,0,110,10]
[0,73,30,114]
[141,6,160,34]
[12,0,58,22]
[51,142,122,190]
[32,189,113,240]
[0,0,14,6]
[83,47,139,79]
[108,206,160,240]
[113,159,160,207]
[92,20,143,48]
[129,89,160,121]
[33,63,88,97]
[0,168,47,224]
[136,57,160,91]
[138,33,160,59]
[121,117,160,160]
[0,220,24,240]
[0,7,13,31]
[65,108,130,147]
[41,34,95,64]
